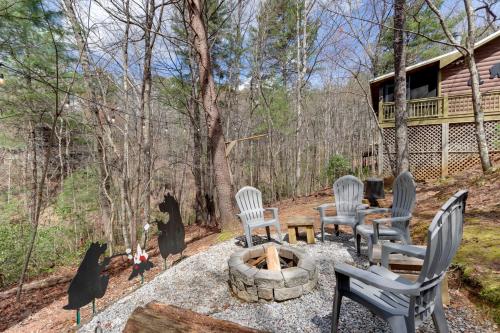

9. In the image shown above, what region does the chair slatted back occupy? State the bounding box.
[413,190,467,323]
[390,171,417,234]
[333,176,364,217]
[419,190,467,283]
[236,186,265,225]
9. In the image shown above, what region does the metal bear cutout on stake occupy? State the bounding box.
[63,242,110,324]
[490,63,500,79]
[157,193,186,268]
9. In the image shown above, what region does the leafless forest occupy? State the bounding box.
[0,0,497,290]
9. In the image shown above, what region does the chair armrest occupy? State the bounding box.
[357,207,390,215]
[265,207,279,219]
[356,207,390,225]
[381,243,426,268]
[334,263,420,295]
[236,213,245,224]
[372,215,411,243]
[315,203,335,210]
[356,204,370,210]
[372,215,411,225]
[315,203,335,219]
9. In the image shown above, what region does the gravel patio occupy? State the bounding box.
[79,233,497,333]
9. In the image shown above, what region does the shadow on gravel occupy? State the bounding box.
[311,313,332,333]
[234,235,282,248]
[172,254,189,266]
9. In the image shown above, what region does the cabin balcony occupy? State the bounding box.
[378,90,500,127]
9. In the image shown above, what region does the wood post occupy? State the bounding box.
[442,94,449,118]
[306,226,315,244]
[441,123,449,177]
[377,129,384,176]
[265,245,281,272]
[378,100,384,122]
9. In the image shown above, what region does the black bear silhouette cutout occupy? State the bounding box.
[128,245,154,280]
[157,193,186,260]
[63,242,110,310]
[490,63,500,79]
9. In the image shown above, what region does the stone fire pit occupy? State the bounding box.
[228,243,318,302]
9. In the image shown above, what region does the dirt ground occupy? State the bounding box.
[1,226,220,332]
[1,166,499,332]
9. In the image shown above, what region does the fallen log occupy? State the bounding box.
[0,273,73,301]
[123,301,265,333]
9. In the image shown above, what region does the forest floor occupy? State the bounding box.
[1,164,499,332]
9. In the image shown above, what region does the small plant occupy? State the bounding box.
[325,154,351,183]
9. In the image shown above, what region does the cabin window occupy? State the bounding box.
[408,66,438,99]
[379,64,438,102]
[380,83,394,102]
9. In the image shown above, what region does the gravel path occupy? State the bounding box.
[79,234,497,333]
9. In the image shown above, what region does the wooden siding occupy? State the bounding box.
[441,37,500,95]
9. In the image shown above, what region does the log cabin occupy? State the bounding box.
[370,30,500,179]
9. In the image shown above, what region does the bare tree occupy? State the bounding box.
[186,0,236,230]
[425,0,492,172]
[393,0,409,174]
[63,0,119,251]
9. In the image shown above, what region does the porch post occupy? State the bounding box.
[378,129,384,176]
[441,123,449,177]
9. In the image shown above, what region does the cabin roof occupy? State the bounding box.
[370,30,500,84]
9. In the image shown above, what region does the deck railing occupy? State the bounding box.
[381,97,443,121]
[379,90,500,122]
[448,90,500,115]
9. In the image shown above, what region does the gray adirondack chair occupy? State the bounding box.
[316,175,367,242]
[331,190,468,333]
[235,186,282,247]
[356,171,416,262]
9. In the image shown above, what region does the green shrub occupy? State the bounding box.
[55,167,99,222]
[325,154,351,183]
[0,222,83,287]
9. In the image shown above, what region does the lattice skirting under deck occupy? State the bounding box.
[382,120,500,179]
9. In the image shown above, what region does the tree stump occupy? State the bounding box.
[123,302,264,333]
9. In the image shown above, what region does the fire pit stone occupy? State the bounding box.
[228,243,318,302]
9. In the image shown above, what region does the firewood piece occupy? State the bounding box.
[248,255,266,267]
[265,245,281,272]
[123,302,264,333]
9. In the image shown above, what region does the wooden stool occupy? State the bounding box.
[372,244,450,306]
[287,217,316,244]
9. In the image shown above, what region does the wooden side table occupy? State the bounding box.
[287,217,316,244]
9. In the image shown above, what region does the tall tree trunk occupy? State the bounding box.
[141,0,155,238]
[294,0,303,197]
[185,12,206,225]
[121,0,132,250]
[425,0,492,172]
[186,0,236,231]
[63,0,114,246]
[463,0,492,171]
[17,7,63,299]
[393,0,409,175]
